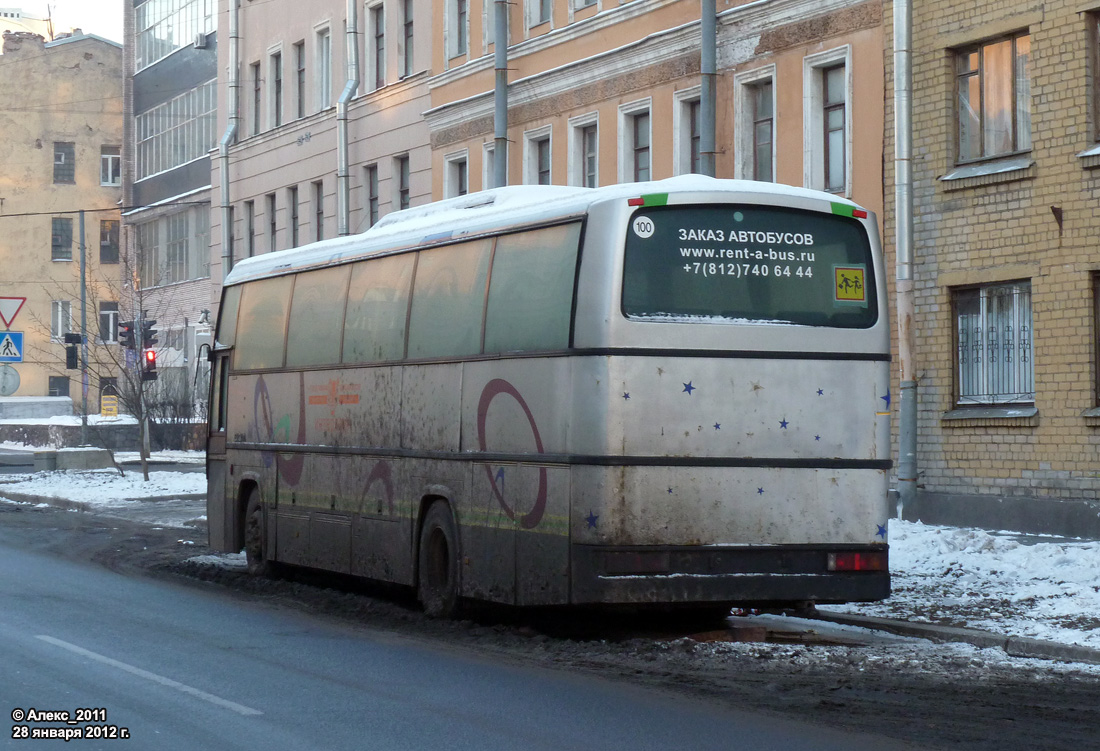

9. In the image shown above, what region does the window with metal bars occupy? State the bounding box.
[954,281,1033,404]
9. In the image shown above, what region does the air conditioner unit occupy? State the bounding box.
[194,32,208,49]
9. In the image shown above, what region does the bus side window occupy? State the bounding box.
[234,276,294,370]
[343,253,415,363]
[286,265,350,367]
[484,222,581,354]
[213,355,229,433]
[407,239,492,359]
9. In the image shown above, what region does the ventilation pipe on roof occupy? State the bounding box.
[337,0,360,236]
[493,0,508,188]
[894,0,917,517]
[699,0,716,177]
[218,0,240,278]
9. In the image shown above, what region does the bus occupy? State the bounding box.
[206,175,891,617]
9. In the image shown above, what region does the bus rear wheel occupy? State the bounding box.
[243,488,272,577]
[418,503,461,618]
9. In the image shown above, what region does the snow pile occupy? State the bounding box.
[0,468,204,504]
[822,520,1100,650]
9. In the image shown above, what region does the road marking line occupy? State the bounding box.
[36,635,263,717]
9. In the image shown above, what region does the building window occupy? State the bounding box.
[524,127,552,185]
[370,4,386,90]
[48,376,70,398]
[271,51,283,127]
[135,0,215,71]
[449,0,467,58]
[289,185,300,246]
[734,67,775,182]
[803,50,850,194]
[53,142,75,183]
[396,155,411,209]
[313,180,325,241]
[365,164,379,227]
[402,0,414,77]
[100,146,121,186]
[618,103,651,183]
[445,152,469,197]
[135,79,217,179]
[266,193,278,252]
[483,143,497,189]
[317,27,333,110]
[100,219,119,264]
[567,114,599,188]
[751,81,774,181]
[957,32,1031,162]
[530,0,550,26]
[673,89,701,176]
[51,217,73,261]
[294,41,306,119]
[165,211,190,284]
[99,301,119,343]
[137,220,159,287]
[251,61,262,136]
[822,66,846,191]
[245,200,256,258]
[51,301,72,340]
[954,281,1033,405]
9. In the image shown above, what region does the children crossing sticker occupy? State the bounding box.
[834,265,867,304]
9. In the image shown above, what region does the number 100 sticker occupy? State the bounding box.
[632,216,655,238]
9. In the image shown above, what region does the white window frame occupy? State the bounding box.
[568,112,599,187]
[444,149,470,197]
[100,146,121,186]
[803,46,851,196]
[673,86,702,176]
[617,98,652,184]
[400,0,415,77]
[954,280,1034,405]
[315,24,333,111]
[523,125,553,185]
[447,0,469,60]
[367,1,386,91]
[733,65,776,181]
[268,45,285,130]
[483,142,497,189]
[527,0,552,29]
[394,154,411,209]
[51,300,72,341]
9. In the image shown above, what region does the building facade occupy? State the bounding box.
[123,0,219,418]
[890,0,1100,535]
[0,31,123,411]
[208,0,433,287]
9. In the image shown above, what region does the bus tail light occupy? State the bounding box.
[827,550,887,572]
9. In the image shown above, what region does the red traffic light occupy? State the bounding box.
[143,349,156,366]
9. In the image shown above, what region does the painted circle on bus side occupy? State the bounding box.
[477,378,547,530]
[364,460,395,515]
[252,373,307,485]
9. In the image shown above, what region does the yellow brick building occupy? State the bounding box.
[888,0,1100,534]
[0,31,124,412]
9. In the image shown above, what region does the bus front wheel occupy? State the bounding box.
[418,503,461,618]
[243,488,272,577]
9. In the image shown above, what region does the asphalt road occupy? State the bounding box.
[0,517,924,751]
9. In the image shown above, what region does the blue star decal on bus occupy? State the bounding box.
[623,392,631,400]
[817,389,824,396]
[586,511,599,529]
[757,487,765,494]
[682,381,696,395]
[779,418,789,429]
[882,390,891,408]
[714,423,721,430]
[668,487,674,494]
[877,524,887,539]
[815,435,821,441]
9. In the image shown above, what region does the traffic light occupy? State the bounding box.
[118,320,136,350]
[142,348,158,381]
[141,319,158,349]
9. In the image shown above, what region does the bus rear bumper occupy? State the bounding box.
[570,544,890,606]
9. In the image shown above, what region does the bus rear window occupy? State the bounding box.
[622,204,877,328]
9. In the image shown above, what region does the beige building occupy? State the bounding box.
[0,31,123,411]
[209,0,433,286]
[888,0,1100,535]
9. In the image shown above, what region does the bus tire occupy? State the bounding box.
[243,487,273,577]
[418,502,461,618]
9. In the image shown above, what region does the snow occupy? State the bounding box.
[820,519,1100,651]
[1,459,1098,659]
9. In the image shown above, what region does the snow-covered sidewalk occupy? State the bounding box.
[1,465,1097,653]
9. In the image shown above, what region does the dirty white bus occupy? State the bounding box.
[206,175,892,617]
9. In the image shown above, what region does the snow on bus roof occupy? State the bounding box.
[223,176,865,286]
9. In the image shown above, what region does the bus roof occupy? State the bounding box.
[222,175,867,287]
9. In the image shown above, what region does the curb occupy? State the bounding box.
[808,609,1100,666]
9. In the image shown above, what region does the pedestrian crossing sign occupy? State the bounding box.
[0,331,23,362]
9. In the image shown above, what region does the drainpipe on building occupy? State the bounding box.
[218,0,241,279]
[699,0,716,177]
[337,0,360,236]
[894,0,917,518]
[493,0,508,188]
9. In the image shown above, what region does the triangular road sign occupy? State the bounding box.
[0,297,26,328]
